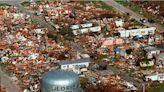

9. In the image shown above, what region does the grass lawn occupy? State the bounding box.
[93,1,113,10]
[21,1,30,6]
[149,83,164,92]
[0,3,10,6]
[115,0,129,6]
[0,63,8,69]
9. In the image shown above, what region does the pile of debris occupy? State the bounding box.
[27,1,119,25]
[84,75,126,92]
[0,5,71,92]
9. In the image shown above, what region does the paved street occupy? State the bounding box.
[0,69,19,92]
[103,0,164,33]
[0,0,27,6]
[70,42,87,54]
[107,65,142,89]
[17,4,55,32]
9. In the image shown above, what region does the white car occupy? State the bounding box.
[140,18,147,23]
[124,82,137,90]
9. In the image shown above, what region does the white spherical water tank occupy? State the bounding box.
[41,69,80,92]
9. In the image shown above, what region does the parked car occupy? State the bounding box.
[133,35,143,41]
[140,18,147,23]
[124,82,137,90]
[148,18,155,23]
[126,12,130,16]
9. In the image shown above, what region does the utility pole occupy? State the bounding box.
[142,83,145,92]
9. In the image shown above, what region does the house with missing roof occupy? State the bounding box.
[144,46,160,59]
[155,53,164,68]
[58,58,91,74]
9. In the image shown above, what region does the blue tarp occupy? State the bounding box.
[133,35,143,39]
[114,48,120,53]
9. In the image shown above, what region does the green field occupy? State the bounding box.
[93,1,113,10]
[149,83,164,92]
[0,63,8,69]
[0,3,10,6]
[21,1,30,6]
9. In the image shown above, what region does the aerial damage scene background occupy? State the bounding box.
[0,0,164,92]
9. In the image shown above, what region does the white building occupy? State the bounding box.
[118,27,156,37]
[115,19,124,27]
[34,28,45,34]
[144,46,160,59]
[70,24,80,30]
[72,26,101,35]
[88,26,101,32]
[81,23,93,28]
[59,58,91,74]
[70,23,101,35]
[145,74,164,82]
[11,13,25,19]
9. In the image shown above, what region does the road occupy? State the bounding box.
[70,42,87,54]
[0,0,28,6]
[0,69,19,92]
[103,0,164,33]
[107,65,142,89]
[17,4,55,32]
